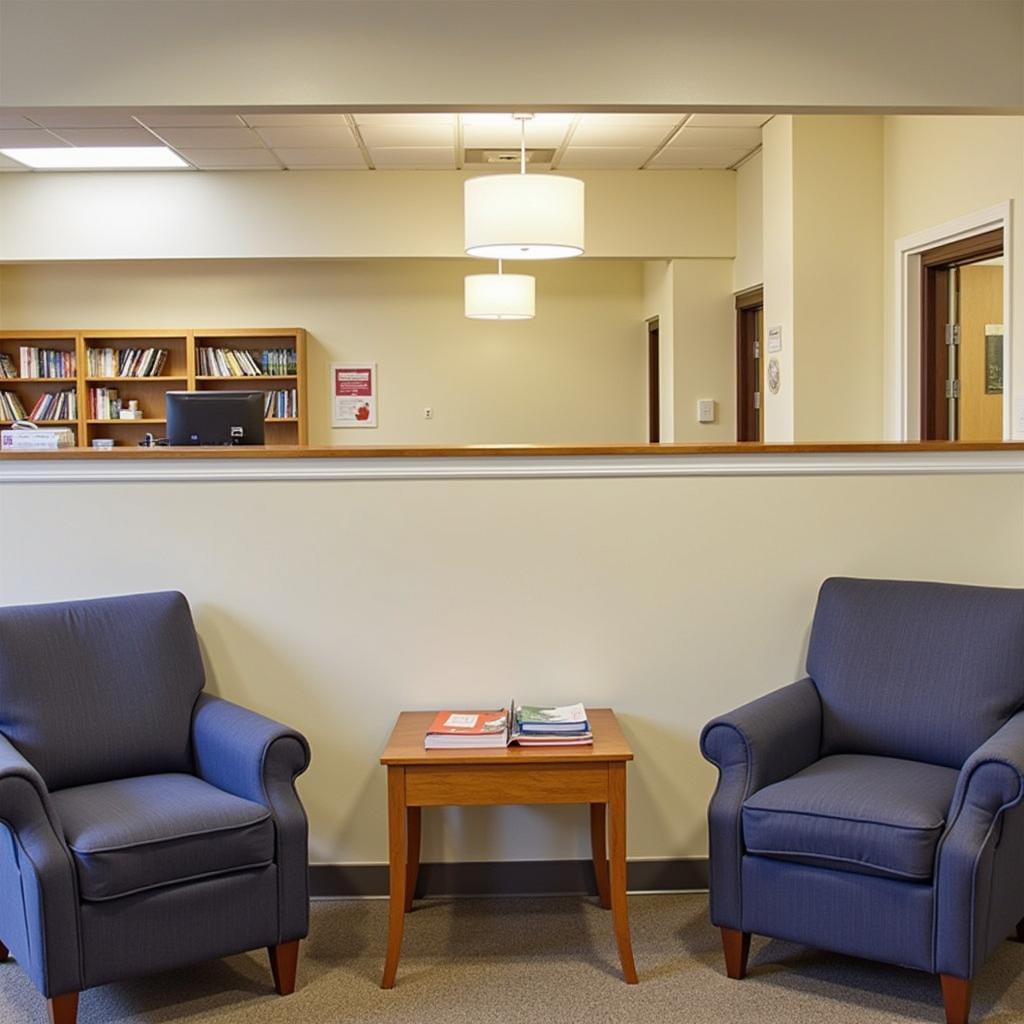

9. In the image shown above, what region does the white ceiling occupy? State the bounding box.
[0,111,771,172]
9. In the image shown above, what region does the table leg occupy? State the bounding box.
[405,806,421,912]
[590,803,611,909]
[381,766,407,989]
[608,763,638,983]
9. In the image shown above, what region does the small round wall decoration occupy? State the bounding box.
[767,357,781,395]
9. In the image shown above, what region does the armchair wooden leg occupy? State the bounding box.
[268,940,300,996]
[940,975,972,1024]
[721,927,751,980]
[0,938,8,962]
[47,992,78,1024]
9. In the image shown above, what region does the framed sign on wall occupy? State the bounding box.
[331,363,377,428]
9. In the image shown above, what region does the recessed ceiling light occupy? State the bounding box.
[0,146,189,170]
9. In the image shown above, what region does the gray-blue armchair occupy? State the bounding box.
[0,592,311,1024]
[701,577,1024,1024]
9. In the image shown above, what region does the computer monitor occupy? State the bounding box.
[166,391,266,446]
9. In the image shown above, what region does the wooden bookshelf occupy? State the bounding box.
[0,329,307,448]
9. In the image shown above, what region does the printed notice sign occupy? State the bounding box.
[767,326,783,353]
[331,363,377,428]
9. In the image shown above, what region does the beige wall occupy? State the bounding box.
[1,1,1020,109]
[882,115,1024,438]
[1,469,1021,865]
[0,259,650,446]
[672,260,736,441]
[792,116,884,441]
[642,260,675,442]
[762,117,795,441]
[734,150,764,294]
[0,169,736,262]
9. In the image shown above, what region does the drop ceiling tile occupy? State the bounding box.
[254,125,356,149]
[0,129,66,147]
[669,126,763,149]
[578,113,683,126]
[275,148,366,168]
[140,113,244,128]
[370,147,456,168]
[686,113,772,128]
[558,147,651,169]
[357,124,453,148]
[158,127,262,149]
[0,113,35,130]
[570,124,672,147]
[648,146,751,168]
[56,127,161,147]
[355,113,455,126]
[462,122,568,149]
[178,148,279,168]
[243,113,350,127]
[26,109,138,128]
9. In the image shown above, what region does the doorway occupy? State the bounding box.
[920,229,1004,441]
[735,287,764,442]
[647,317,660,443]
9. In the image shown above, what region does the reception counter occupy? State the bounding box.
[3,440,1024,890]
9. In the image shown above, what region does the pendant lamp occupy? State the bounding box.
[464,113,585,260]
[465,261,535,320]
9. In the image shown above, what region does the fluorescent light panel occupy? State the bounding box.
[0,146,188,169]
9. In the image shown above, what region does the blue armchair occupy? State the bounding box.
[701,577,1024,1024]
[0,592,311,1024]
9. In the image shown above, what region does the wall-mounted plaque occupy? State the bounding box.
[985,324,1004,395]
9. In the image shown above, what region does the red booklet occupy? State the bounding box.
[424,709,509,749]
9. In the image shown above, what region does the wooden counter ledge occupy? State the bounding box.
[6,441,1024,460]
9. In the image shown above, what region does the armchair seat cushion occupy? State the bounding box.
[51,773,274,902]
[742,754,959,881]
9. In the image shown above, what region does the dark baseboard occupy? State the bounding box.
[311,858,708,899]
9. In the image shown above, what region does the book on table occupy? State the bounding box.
[424,702,592,749]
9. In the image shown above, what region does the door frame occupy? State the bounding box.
[735,287,764,442]
[892,201,1013,440]
[646,317,660,443]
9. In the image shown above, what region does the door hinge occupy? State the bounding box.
[753,392,760,410]
[753,341,760,359]
[945,379,961,399]
[945,324,961,346]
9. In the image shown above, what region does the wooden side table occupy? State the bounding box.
[379,707,637,988]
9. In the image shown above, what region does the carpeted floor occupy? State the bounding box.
[3,893,1024,1023]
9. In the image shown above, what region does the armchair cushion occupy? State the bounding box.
[808,578,1024,768]
[0,592,205,790]
[743,754,959,881]
[51,773,274,902]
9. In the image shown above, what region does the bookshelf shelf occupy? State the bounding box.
[0,330,307,449]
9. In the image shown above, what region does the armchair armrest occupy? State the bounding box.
[0,734,82,997]
[191,694,311,943]
[935,710,1024,978]
[699,678,823,929]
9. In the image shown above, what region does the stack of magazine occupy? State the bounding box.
[424,701,592,749]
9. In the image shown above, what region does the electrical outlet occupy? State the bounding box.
[424,407,434,420]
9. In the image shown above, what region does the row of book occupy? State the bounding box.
[0,388,77,422]
[264,388,298,419]
[424,702,593,749]
[88,387,135,421]
[198,347,297,377]
[86,348,170,378]
[1,347,77,379]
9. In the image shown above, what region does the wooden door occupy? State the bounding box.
[958,264,1003,441]
[735,288,764,442]
[647,318,660,443]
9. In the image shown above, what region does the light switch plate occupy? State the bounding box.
[698,399,716,424]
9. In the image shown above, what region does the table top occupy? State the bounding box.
[380,708,633,766]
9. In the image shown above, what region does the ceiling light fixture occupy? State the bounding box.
[464,261,535,320]
[464,113,584,260]
[0,147,189,170]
